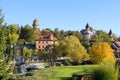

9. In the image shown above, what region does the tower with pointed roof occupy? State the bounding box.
[84,23,92,40]
[32,18,39,29]
[32,19,40,43]
[85,23,90,30]
[108,29,113,41]
[80,23,96,40]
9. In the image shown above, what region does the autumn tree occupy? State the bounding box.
[89,42,115,64]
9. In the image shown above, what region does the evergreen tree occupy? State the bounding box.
[0,9,11,79]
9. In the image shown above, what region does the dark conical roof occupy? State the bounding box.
[85,23,90,29]
[108,29,112,35]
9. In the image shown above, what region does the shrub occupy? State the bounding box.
[55,62,63,66]
[92,65,118,80]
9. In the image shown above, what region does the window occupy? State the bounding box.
[46,41,48,44]
[39,46,41,48]
[42,41,44,44]
[42,46,44,48]
[39,41,41,43]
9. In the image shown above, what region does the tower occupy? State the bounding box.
[85,23,90,31]
[32,19,40,42]
[84,23,92,40]
[108,29,113,41]
[32,18,39,29]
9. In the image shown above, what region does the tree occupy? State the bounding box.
[23,47,33,62]
[23,47,29,57]
[20,25,34,42]
[6,24,20,46]
[80,37,90,51]
[0,28,6,53]
[61,36,89,63]
[89,42,115,64]
[7,33,19,45]
[7,24,20,34]
[0,9,4,27]
[55,41,67,57]
[32,19,40,42]
[32,28,40,42]
[0,9,12,79]
[0,28,8,79]
[93,30,111,43]
[54,28,64,40]
[33,49,39,56]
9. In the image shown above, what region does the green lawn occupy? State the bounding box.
[18,65,99,80]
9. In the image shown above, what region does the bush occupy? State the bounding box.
[81,60,93,65]
[18,39,25,44]
[92,65,118,80]
[72,73,82,80]
[70,61,79,65]
[55,62,63,66]
[72,73,92,80]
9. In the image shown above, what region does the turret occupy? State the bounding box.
[84,23,92,40]
[32,18,39,29]
[108,29,113,41]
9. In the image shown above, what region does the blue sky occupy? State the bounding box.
[0,0,120,36]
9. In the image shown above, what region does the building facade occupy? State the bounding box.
[80,23,96,40]
[35,31,58,51]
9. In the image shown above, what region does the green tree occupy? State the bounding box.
[7,24,20,34]
[80,37,90,51]
[23,47,29,57]
[23,47,33,62]
[93,30,111,43]
[0,9,12,80]
[20,25,34,42]
[61,36,89,63]
[0,28,8,79]
[32,27,40,40]
[54,28,63,40]
[33,49,39,56]
[0,9,4,26]
[7,33,19,45]
[6,24,20,46]
[56,41,67,57]
[71,31,82,42]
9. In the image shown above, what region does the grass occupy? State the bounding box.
[17,65,99,80]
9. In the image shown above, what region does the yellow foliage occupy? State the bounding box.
[89,42,115,64]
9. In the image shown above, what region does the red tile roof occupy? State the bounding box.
[35,31,57,41]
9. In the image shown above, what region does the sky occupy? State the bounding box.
[0,0,120,36]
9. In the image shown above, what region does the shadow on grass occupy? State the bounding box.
[60,77,72,80]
